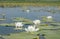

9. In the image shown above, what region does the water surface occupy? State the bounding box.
[0,6,60,35]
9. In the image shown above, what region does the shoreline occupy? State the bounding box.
[0,2,60,7]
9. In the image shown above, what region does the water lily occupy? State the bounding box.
[25,25,39,32]
[47,16,52,19]
[15,22,23,29]
[46,16,53,22]
[33,20,41,25]
[26,10,30,13]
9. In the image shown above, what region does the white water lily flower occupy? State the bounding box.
[26,10,30,13]
[46,16,53,22]
[25,25,39,32]
[33,20,41,25]
[47,16,52,19]
[15,22,23,28]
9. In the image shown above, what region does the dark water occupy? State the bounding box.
[0,6,60,35]
[0,26,25,35]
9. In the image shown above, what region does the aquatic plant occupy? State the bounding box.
[0,14,6,21]
[46,16,53,22]
[15,22,24,29]
[12,17,31,22]
[0,13,6,18]
[25,25,39,32]
[42,16,53,22]
[33,20,41,25]
[47,16,52,19]
[26,9,30,13]
[12,17,33,25]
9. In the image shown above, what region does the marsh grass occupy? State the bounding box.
[0,2,60,7]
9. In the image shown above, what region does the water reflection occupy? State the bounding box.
[0,26,24,35]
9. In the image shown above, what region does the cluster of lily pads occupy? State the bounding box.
[15,16,52,33]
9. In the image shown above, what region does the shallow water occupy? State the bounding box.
[0,26,25,35]
[0,6,60,23]
[0,6,60,35]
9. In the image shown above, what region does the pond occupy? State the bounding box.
[0,6,60,35]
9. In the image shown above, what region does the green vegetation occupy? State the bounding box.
[0,17,33,26]
[12,17,33,24]
[0,23,15,26]
[0,18,60,39]
[2,25,60,39]
[0,0,60,7]
[12,17,32,22]
[0,18,6,20]
[0,0,60,39]
[0,0,60,3]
